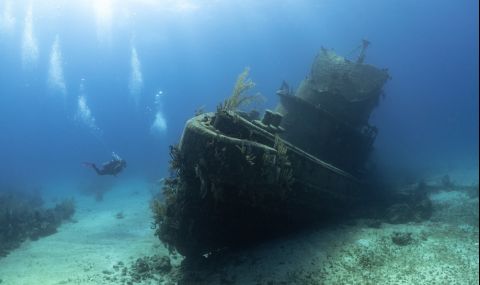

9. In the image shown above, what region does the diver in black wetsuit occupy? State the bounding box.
[84,152,127,176]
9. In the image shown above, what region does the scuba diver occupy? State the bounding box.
[83,152,127,176]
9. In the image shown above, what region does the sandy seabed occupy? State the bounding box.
[0,172,478,285]
[0,179,171,285]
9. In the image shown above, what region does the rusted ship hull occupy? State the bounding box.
[154,44,391,257]
[157,110,364,256]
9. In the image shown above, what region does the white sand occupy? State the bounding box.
[0,176,478,285]
[0,179,168,285]
[180,199,478,284]
[223,220,479,284]
[172,181,479,284]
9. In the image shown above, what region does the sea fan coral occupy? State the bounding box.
[220,67,263,111]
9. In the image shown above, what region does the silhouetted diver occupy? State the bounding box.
[84,152,127,176]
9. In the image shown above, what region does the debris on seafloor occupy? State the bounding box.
[151,41,428,258]
[391,231,414,246]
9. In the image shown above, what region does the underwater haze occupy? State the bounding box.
[0,0,478,186]
[0,1,479,284]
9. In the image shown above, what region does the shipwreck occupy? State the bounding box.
[153,41,397,257]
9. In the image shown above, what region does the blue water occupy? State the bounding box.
[0,0,478,187]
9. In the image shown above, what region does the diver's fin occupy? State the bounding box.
[276,80,291,96]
